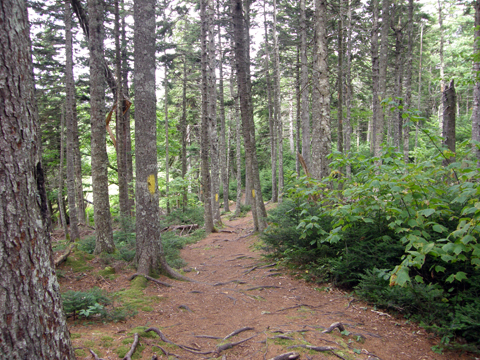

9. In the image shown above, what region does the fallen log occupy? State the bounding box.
[161,224,198,234]
[54,243,76,267]
[322,322,345,333]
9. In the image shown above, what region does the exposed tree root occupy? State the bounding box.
[287,344,336,352]
[321,322,345,333]
[224,326,254,340]
[258,263,277,269]
[128,273,172,287]
[123,333,139,360]
[216,333,258,354]
[178,304,192,312]
[194,335,222,339]
[54,243,76,267]
[273,335,295,340]
[224,294,237,304]
[275,304,320,313]
[234,231,255,241]
[246,285,281,291]
[152,344,179,358]
[219,229,236,233]
[268,352,300,360]
[213,280,247,286]
[243,266,258,274]
[89,349,104,360]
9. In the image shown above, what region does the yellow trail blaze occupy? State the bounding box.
[148,174,155,195]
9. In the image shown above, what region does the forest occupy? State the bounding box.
[2,0,480,358]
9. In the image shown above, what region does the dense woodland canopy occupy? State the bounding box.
[3,0,480,356]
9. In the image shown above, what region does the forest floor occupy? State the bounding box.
[57,203,475,360]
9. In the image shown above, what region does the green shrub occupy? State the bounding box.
[61,288,111,319]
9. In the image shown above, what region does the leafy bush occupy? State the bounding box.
[61,287,111,319]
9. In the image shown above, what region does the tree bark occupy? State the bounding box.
[0,0,75,356]
[165,63,171,214]
[181,56,189,210]
[232,0,267,230]
[376,0,390,158]
[273,0,284,202]
[442,80,456,166]
[218,17,229,213]
[230,61,243,217]
[403,0,414,162]
[300,0,311,170]
[392,11,404,152]
[415,23,423,149]
[345,0,353,177]
[311,0,331,180]
[58,107,69,238]
[264,0,277,202]
[115,0,129,222]
[337,4,344,154]
[473,0,480,161]
[201,0,214,233]
[89,0,115,254]
[438,0,445,130]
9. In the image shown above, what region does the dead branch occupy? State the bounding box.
[246,285,280,291]
[54,243,76,267]
[219,229,236,233]
[78,222,95,230]
[161,224,198,234]
[287,344,336,352]
[89,349,104,360]
[123,333,139,360]
[269,352,300,360]
[322,322,345,333]
[129,273,172,287]
[216,334,258,354]
[224,326,254,340]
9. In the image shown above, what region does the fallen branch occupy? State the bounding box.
[246,285,280,291]
[371,310,392,317]
[287,345,336,352]
[322,322,345,333]
[219,229,236,233]
[78,222,95,230]
[224,326,254,340]
[129,273,172,287]
[123,333,139,360]
[161,224,198,234]
[269,352,300,360]
[54,243,76,267]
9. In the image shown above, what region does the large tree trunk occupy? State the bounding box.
[300,0,311,170]
[165,63,171,214]
[264,0,277,202]
[65,0,80,241]
[337,4,344,154]
[415,23,424,149]
[273,0,284,202]
[442,80,456,166]
[232,0,267,230]
[295,47,301,176]
[88,0,115,254]
[0,0,75,357]
[311,0,331,180]
[438,0,445,130]
[181,56,189,210]
[201,0,214,233]
[230,62,243,217]
[392,15,404,152]
[376,0,390,158]
[473,0,480,161]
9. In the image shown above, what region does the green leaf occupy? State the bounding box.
[414,275,424,283]
[418,209,435,217]
[435,265,446,273]
[455,271,468,281]
[432,224,447,233]
[460,234,475,245]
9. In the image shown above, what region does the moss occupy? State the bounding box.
[115,288,159,308]
[65,250,94,273]
[141,306,153,312]
[100,336,114,347]
[83,340,95,348]
[122,338,134,345]
[70,333,82,339]
[131,276,148,290]
[116,345,130,358]
[131,344,145,359]
[128,326,159,339]
[98,266,116,277]
[74,349,86,357]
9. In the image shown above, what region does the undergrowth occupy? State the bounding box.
[262,141,480,352]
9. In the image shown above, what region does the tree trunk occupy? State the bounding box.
[264,0,277,202]
[311,0,331,180]
[207,0,220,224]
[415,23,424,149]
[473,0,480,161]
[376,0,390,158]
[273,0,284,202]
[392,16,404,152]
[403,0,414,162]
[0,0,75,356]
[231,62,243,217]
[442,80,456,166]
[289,98,295,153]
[88,0,115,254]
[232,0,267,230]
[218,17,229,213]
[300,0,311,170]
[181,56,188,210]
[58,107,69,238]
[438,0,445,130]
[201,0,214,233]
[345,0,353,177]
[164,63,171,214]
[115,0,129,222]
[337,5,344,154]
[295,46,301,176]
[370,0,383,156]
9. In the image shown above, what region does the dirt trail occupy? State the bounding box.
[67,207,472,360]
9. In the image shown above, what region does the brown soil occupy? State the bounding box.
[58,205,475,360]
